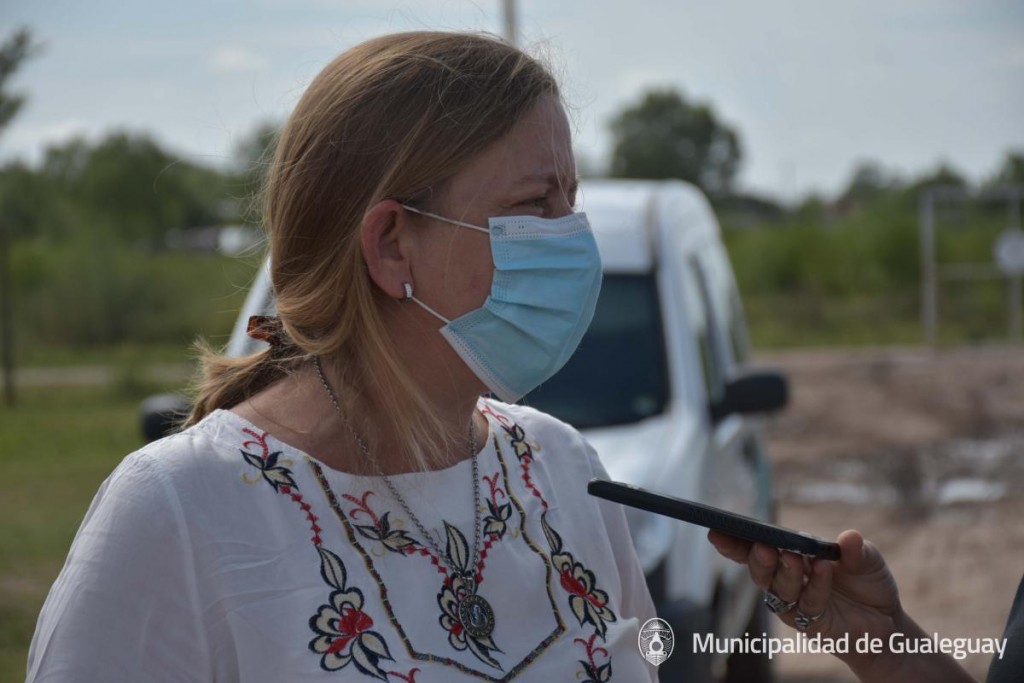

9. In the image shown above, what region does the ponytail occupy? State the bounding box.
[185,317,308,427]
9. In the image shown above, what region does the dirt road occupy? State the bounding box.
[756,346,1024,682]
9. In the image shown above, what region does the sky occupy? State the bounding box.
[4,0,1023,202]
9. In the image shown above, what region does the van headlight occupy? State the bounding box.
[624,507,674,574]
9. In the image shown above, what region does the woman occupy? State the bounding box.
[708,529,1022,682]
[28,32,657,681]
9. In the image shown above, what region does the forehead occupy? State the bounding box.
[443,96,575,206]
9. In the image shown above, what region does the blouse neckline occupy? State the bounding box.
[205,400,499,483]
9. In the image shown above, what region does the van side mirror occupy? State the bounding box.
[709,371,789,424]
[140,393,191,442]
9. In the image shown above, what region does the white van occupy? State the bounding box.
[550,179,786,682]
[145,178,787,682]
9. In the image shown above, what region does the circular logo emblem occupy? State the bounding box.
[638,617,674,666]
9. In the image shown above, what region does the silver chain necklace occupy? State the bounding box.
[313,357,496,639]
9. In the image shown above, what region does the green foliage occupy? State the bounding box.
[988,150,1024,187]
[11,238,261,352]
[28,131,239,244]
[725,171,1018,347]
[0,27,40,135]
[609,88,741,199]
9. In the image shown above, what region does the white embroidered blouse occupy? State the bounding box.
[28,399,658,682]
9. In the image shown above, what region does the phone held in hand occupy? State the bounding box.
[587,479,841,561]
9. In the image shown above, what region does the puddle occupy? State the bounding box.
[936,478,1007,504]
[778,433,1024,507]
[785,482,895,505]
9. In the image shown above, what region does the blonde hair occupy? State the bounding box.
[187,32,560,468]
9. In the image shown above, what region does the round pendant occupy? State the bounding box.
[458,593,496,639]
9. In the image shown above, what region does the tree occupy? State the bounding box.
[0,27,40,406]
[842,161,902,200]
[835,160,905,213]
[608,88,742,199]
[0,28,36,133]
[988,150,1024,187]
[902,162,968,202]
[34,131,232,244]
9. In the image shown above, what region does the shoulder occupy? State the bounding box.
[99,410,259,518]
[127,408,253,473]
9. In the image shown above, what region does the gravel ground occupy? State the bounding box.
[755,346,1024,682]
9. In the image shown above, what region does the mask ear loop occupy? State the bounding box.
[400,280,451,324]
[401,204,489,234]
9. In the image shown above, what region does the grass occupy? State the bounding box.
[0,383,164,679]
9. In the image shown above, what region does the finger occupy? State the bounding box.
[791,559,834,632]
[747,543,780,590]
[836,529,887,576]
[707,530,751,564]
[769,551,808,604]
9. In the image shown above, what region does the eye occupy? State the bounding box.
[517,196,547,212]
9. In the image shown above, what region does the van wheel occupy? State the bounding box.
[724,600,774,683]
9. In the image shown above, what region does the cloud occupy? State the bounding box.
[210,46,269,74]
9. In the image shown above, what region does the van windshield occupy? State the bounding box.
[520,273,669,428]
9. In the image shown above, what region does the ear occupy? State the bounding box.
[360,199,413,300]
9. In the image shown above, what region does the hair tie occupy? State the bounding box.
[247,315,286,348]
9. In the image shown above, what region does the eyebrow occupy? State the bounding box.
[513,173,580,193]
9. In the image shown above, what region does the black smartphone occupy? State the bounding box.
[587,479,841,561]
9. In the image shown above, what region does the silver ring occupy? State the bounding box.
[794,608,826,631]
[763,590,797,615]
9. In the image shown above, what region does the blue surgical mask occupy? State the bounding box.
[402,205,602,403]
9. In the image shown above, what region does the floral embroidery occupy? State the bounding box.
[309,547,396,679]
[482,472,512,540]
[479,406,621,678]
[480,404,547,512]
[344,491,420,555]
[240,406,622,682]
[311,446,567,681]
[240,428,322,544]
[575,633,612,683]
[434,523,504,669]
[240,429,298,492]
[542,514,617,640]
[239,428,396,680]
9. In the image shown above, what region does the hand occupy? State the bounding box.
[708,529,905,677]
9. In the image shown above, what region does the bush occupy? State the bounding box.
[724,196,1016,347]
[11,237,261,355]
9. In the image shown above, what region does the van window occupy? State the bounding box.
[522,273,669,428]
[698,246,750,367]
[684,259,726,405]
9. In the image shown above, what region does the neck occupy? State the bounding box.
[315,348,486,475]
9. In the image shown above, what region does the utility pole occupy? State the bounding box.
[502,0,518,46]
